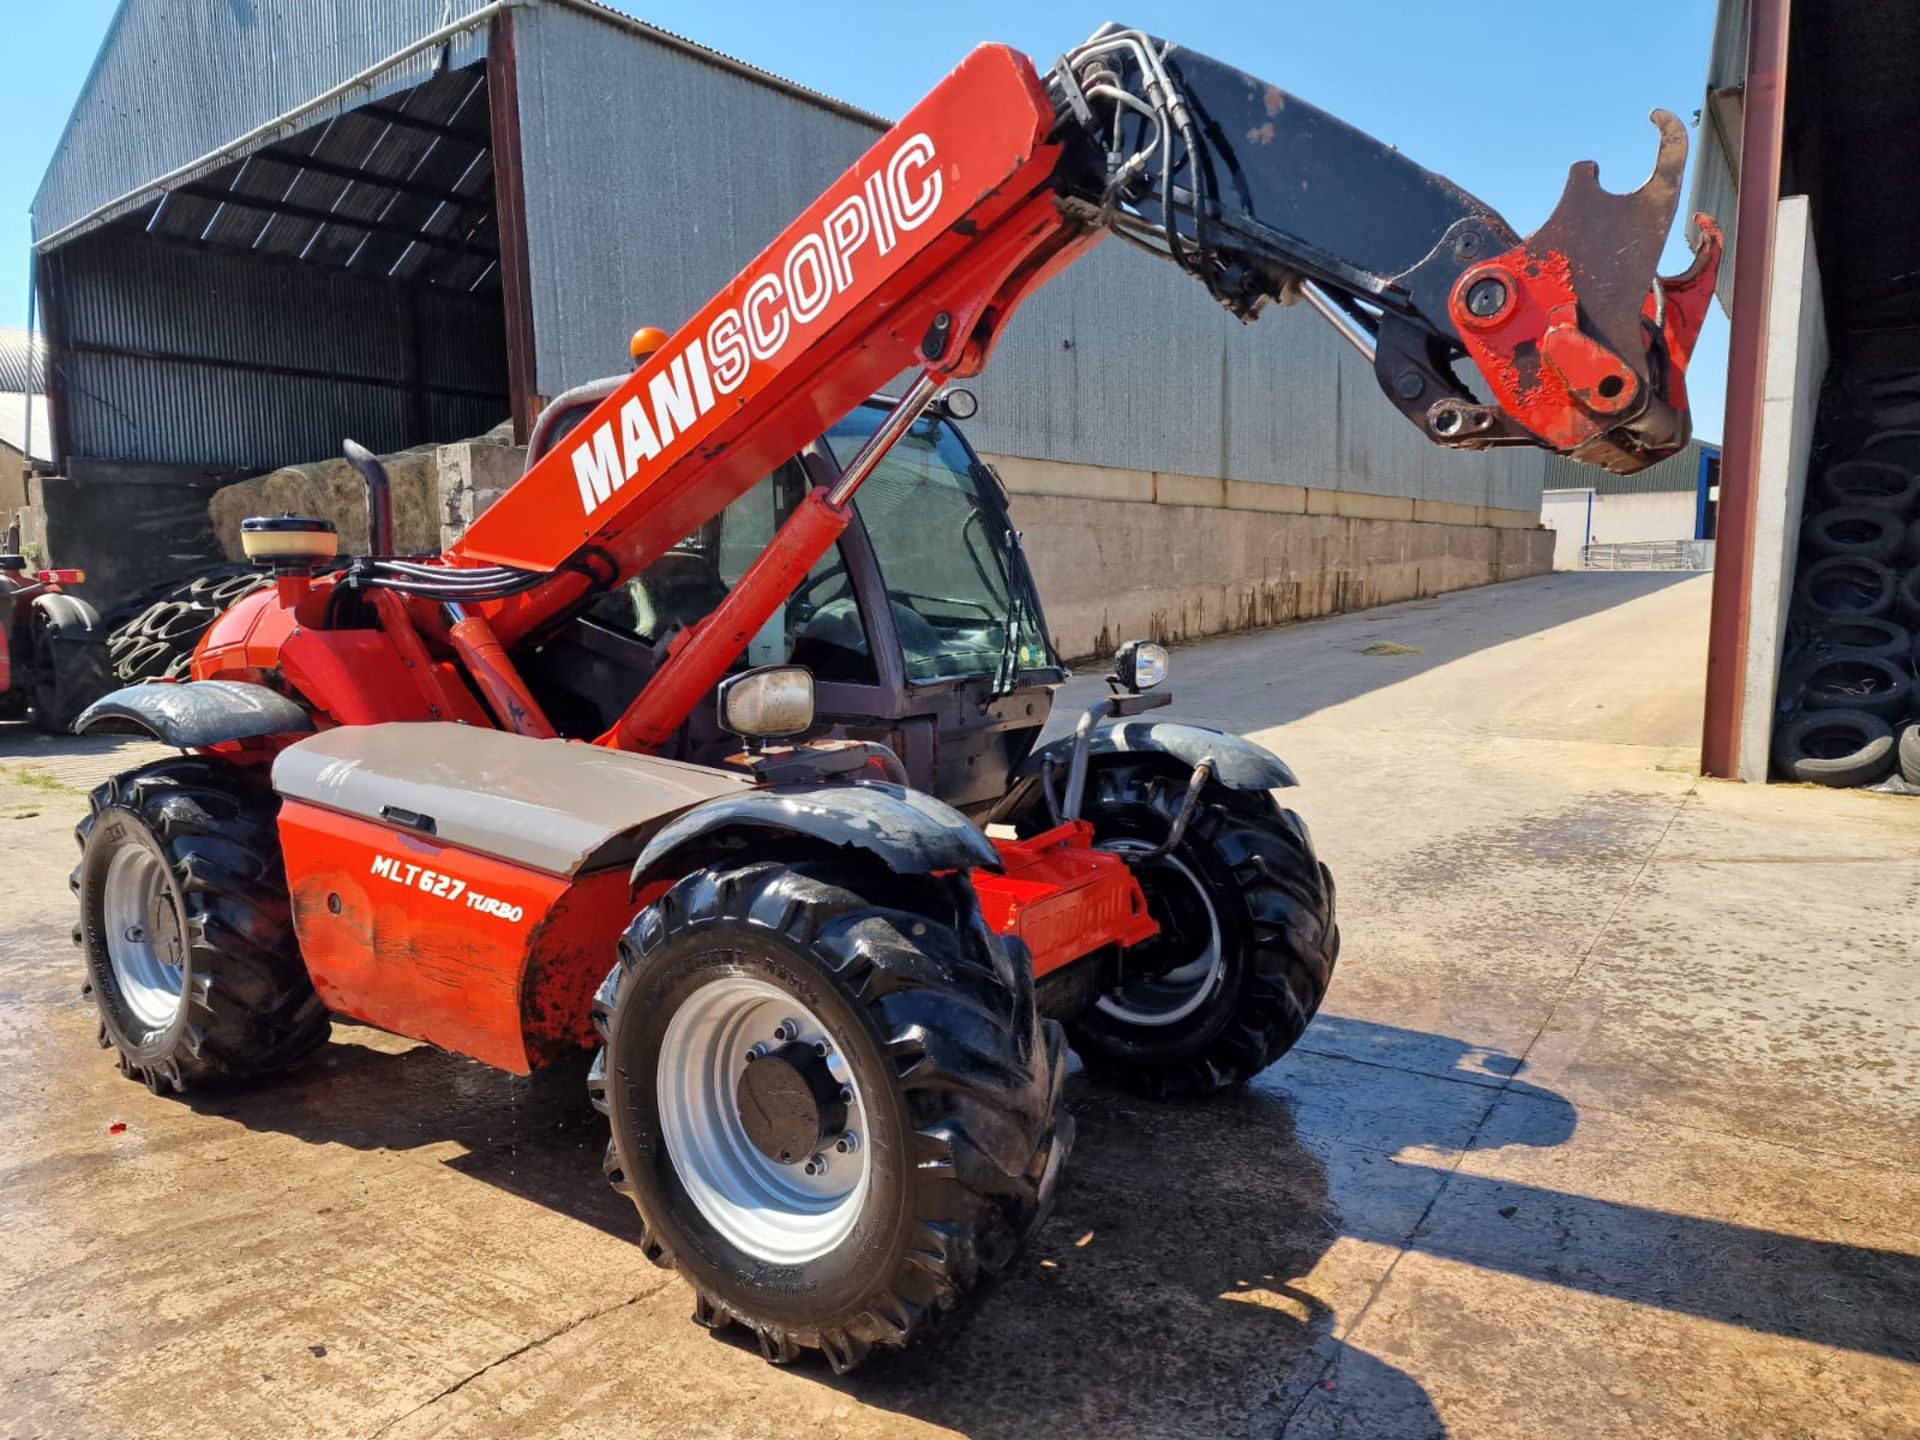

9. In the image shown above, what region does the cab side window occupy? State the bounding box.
[585,459,878,685]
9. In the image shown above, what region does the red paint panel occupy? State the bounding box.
[278,802,643,1072]
[279,801,571,1072]
[977,823,1157,979]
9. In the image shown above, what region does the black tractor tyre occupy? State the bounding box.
[72,758,329,1092]
[1772,710,1897,787]
[1059,760,1339,1099]
[1900,567,1920,626]
[1817,459,1920,513]
[1817,616,1910,662]
[104,567,272,685]
[1859,428,1920,480]
[31,623,113,735]
[1801,505,1906,564]
[590,858,1070,1373]
[1796,555,1898,621]
[1799,654,1913,720]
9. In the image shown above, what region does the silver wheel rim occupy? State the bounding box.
[102,842,186,1031]
[656,977,871,1265]
[1096,839,1225,1027]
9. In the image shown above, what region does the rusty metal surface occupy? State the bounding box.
[1702,0,1792,780]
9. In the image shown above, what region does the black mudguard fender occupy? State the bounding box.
[30,592,103,639]
[75,680,314,747]
[1016,719,1299,793]
[631,781,1001,891]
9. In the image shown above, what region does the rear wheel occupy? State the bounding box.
[591,858,1069,1372]
[31,616,110,734]
[72,758,329,1091]
[1065,760,1338,1098]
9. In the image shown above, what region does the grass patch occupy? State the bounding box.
[1360,641,1423,657]
[4,766,75,794]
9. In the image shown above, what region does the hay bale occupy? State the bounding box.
[207,422,514,560]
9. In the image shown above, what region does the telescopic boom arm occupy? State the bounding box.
[426,24,1718,748]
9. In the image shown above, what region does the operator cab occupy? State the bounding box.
[523,392,1066,812]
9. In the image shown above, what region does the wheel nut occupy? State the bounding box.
[773,1019,800,1043]
[836,1132,860,1155]
[813,1039,831,1057]
[804,1153,829,1176]
[839,1084,854,1103]
[124,925,145,944]
[744,1043,768,1065]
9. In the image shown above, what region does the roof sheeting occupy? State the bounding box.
[0,393,52,463]
[130,64,500,293]
[32,0,494,247]
[0,328,46,394]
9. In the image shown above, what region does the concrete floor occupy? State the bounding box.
[2,571,1916,1439]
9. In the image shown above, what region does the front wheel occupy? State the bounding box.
[590,858,1070,1372]
[1067,759,1339,1098]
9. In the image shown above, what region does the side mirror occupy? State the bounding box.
[717,664,816,746]
[1112,639,1169,693]
[933,387,978,421]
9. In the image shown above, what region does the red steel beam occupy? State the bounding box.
[1701,0,1793,779]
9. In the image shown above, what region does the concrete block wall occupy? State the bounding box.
[987,454,1550,662]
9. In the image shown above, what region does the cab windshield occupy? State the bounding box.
[826,404,1054,685]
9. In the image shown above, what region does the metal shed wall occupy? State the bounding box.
[964,240,1545,511]
[511,1,882,397]
[32,0,492,246]
[41,228,506,469]
[511,3,1545,514]
[1541,438,1712,496]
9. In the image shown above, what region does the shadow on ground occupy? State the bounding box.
[1044,571,1702,739]
[176,1004,1918,1436]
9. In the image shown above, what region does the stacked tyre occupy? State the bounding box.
[102,566,273,684]
[1774,433,1920,788]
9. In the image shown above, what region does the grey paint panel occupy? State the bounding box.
[77,680,314,747]
[633,782,1001,887]
[1020,720,1300,793]
[272,723,752,877]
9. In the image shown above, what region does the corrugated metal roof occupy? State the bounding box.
[33,0,495,246]
[0,329,46,394]
[0,394,53,463]
[550,0,889,130]
[130,64,500,293]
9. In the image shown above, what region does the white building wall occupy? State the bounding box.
[1737,196,1828,783]
[1540,488,1699,568]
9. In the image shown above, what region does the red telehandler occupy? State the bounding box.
[68,26,1718,1370]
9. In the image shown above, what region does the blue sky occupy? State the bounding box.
[0,0,1727,441]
